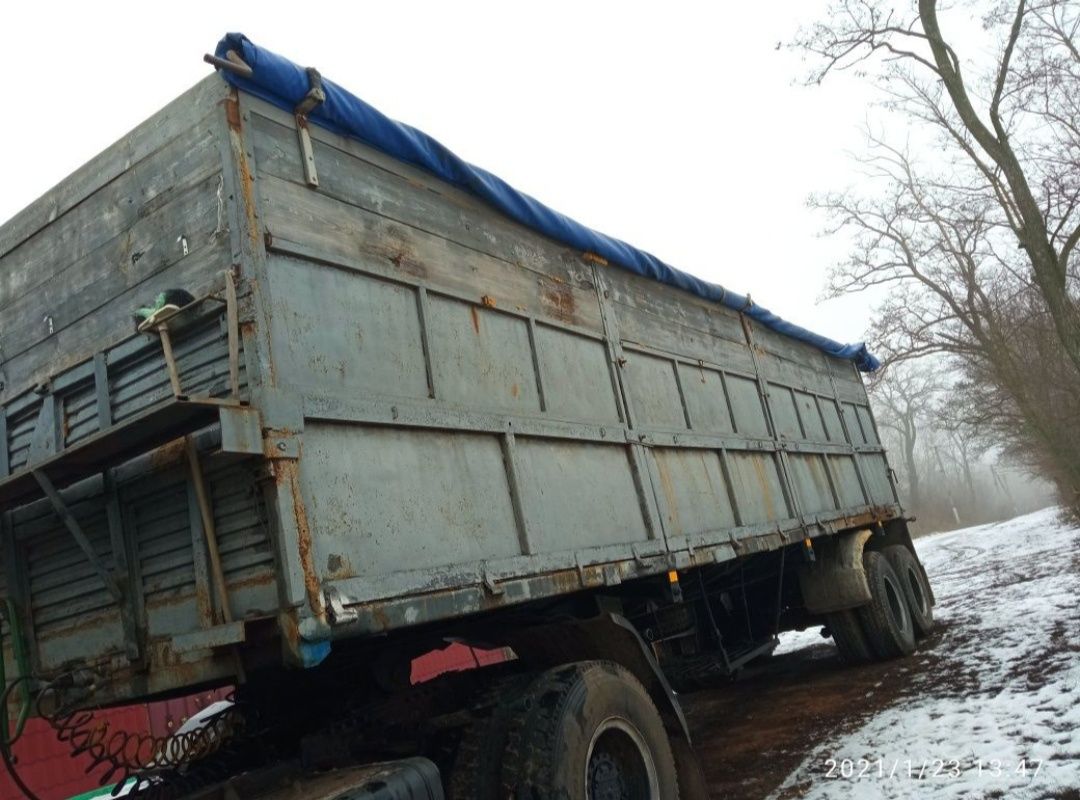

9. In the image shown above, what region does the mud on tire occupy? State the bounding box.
[857,550,916,659]
[447,673,534,800]
[501,661,680,799]
[884,544,934,638]
[825,608,874,664]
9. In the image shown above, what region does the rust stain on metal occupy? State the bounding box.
[194,577,214,627]
[144,576,270,625]
[582,251,608,266]
[510,382,519,399]
[220,572,275,593]
[223,95,242,132]
[279,609,301,653]
[654,456,681,530]
[540,280,576,323]
[470,306,481,334]
[149,437,188,469]
[325,553,354,580]
[370,605,392,632]
[481,294,497,308]
[274,459,325,619]
[740,314,753,338]
[237,156,259,250]
[224,93,260,251]
[384,237,427,279]
[550,569,584,595]
[749,454,778,518]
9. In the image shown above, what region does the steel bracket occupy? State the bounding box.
[294,67,325,187]
[220,405,263,455]
[798,528,873,613]
[31,469,123,603]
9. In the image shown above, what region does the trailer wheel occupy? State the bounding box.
[884,545,934,638]
[447,673,533,800]
[857,551,916,659]
[501,661,680,799]
[824,608,874,664]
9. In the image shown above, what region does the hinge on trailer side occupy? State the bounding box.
[481,565,504,596]
[294,67,326,188]
[574,552,588,586]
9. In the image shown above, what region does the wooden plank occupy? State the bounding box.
[258,173,605,333]
[0,118,221,315]
[249,94,868,406]
[0,231,230,397]
[247,92,873,407]
[0,170,225,369]
[614,297,756,376]
[0,75,228,262]
[250,108,597,292]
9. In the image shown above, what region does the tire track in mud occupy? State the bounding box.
[682,508,1080,799]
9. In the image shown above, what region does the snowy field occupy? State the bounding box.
[771,507,1080,799]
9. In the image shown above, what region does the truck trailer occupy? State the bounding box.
[0,35,934,800]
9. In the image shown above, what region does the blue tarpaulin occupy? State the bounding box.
[213,33,879,372]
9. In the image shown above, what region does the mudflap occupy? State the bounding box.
[798,529,874,614]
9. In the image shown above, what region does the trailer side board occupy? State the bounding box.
[0,76,900,705]
[241,91,899,638]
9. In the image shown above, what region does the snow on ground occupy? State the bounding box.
[771,507,1080,799]
[773,625,832,656]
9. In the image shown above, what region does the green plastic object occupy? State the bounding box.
[65,781,134,800]
[133,291,171,323]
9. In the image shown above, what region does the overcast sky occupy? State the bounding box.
[1,2,883,344]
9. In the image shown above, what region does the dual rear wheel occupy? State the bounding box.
[449,661,705,800]
[826,545,933,664]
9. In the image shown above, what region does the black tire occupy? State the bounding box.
[824,608,874,664]
[671,735,709,800]
[501,661,680,799]
[857,550,916,659]
[884,545,934,638]
[447,673,533,800]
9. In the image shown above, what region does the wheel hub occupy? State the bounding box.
[588,750,628,800]
[585,718,659,800]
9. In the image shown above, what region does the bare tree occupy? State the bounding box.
[812,138,1080,511]
[797,0,1080,373]
[797,0,1080,514]
[942,415,979,504]
[868,361,943,510]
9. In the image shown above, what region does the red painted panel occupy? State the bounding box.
[0,688,231,800]
[0,649,506,800]
[411,643,510,684]
[0,704,150,800]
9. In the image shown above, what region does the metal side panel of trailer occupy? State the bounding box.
[0,74,901,705]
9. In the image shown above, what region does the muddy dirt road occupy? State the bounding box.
[682,507,1080,799]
